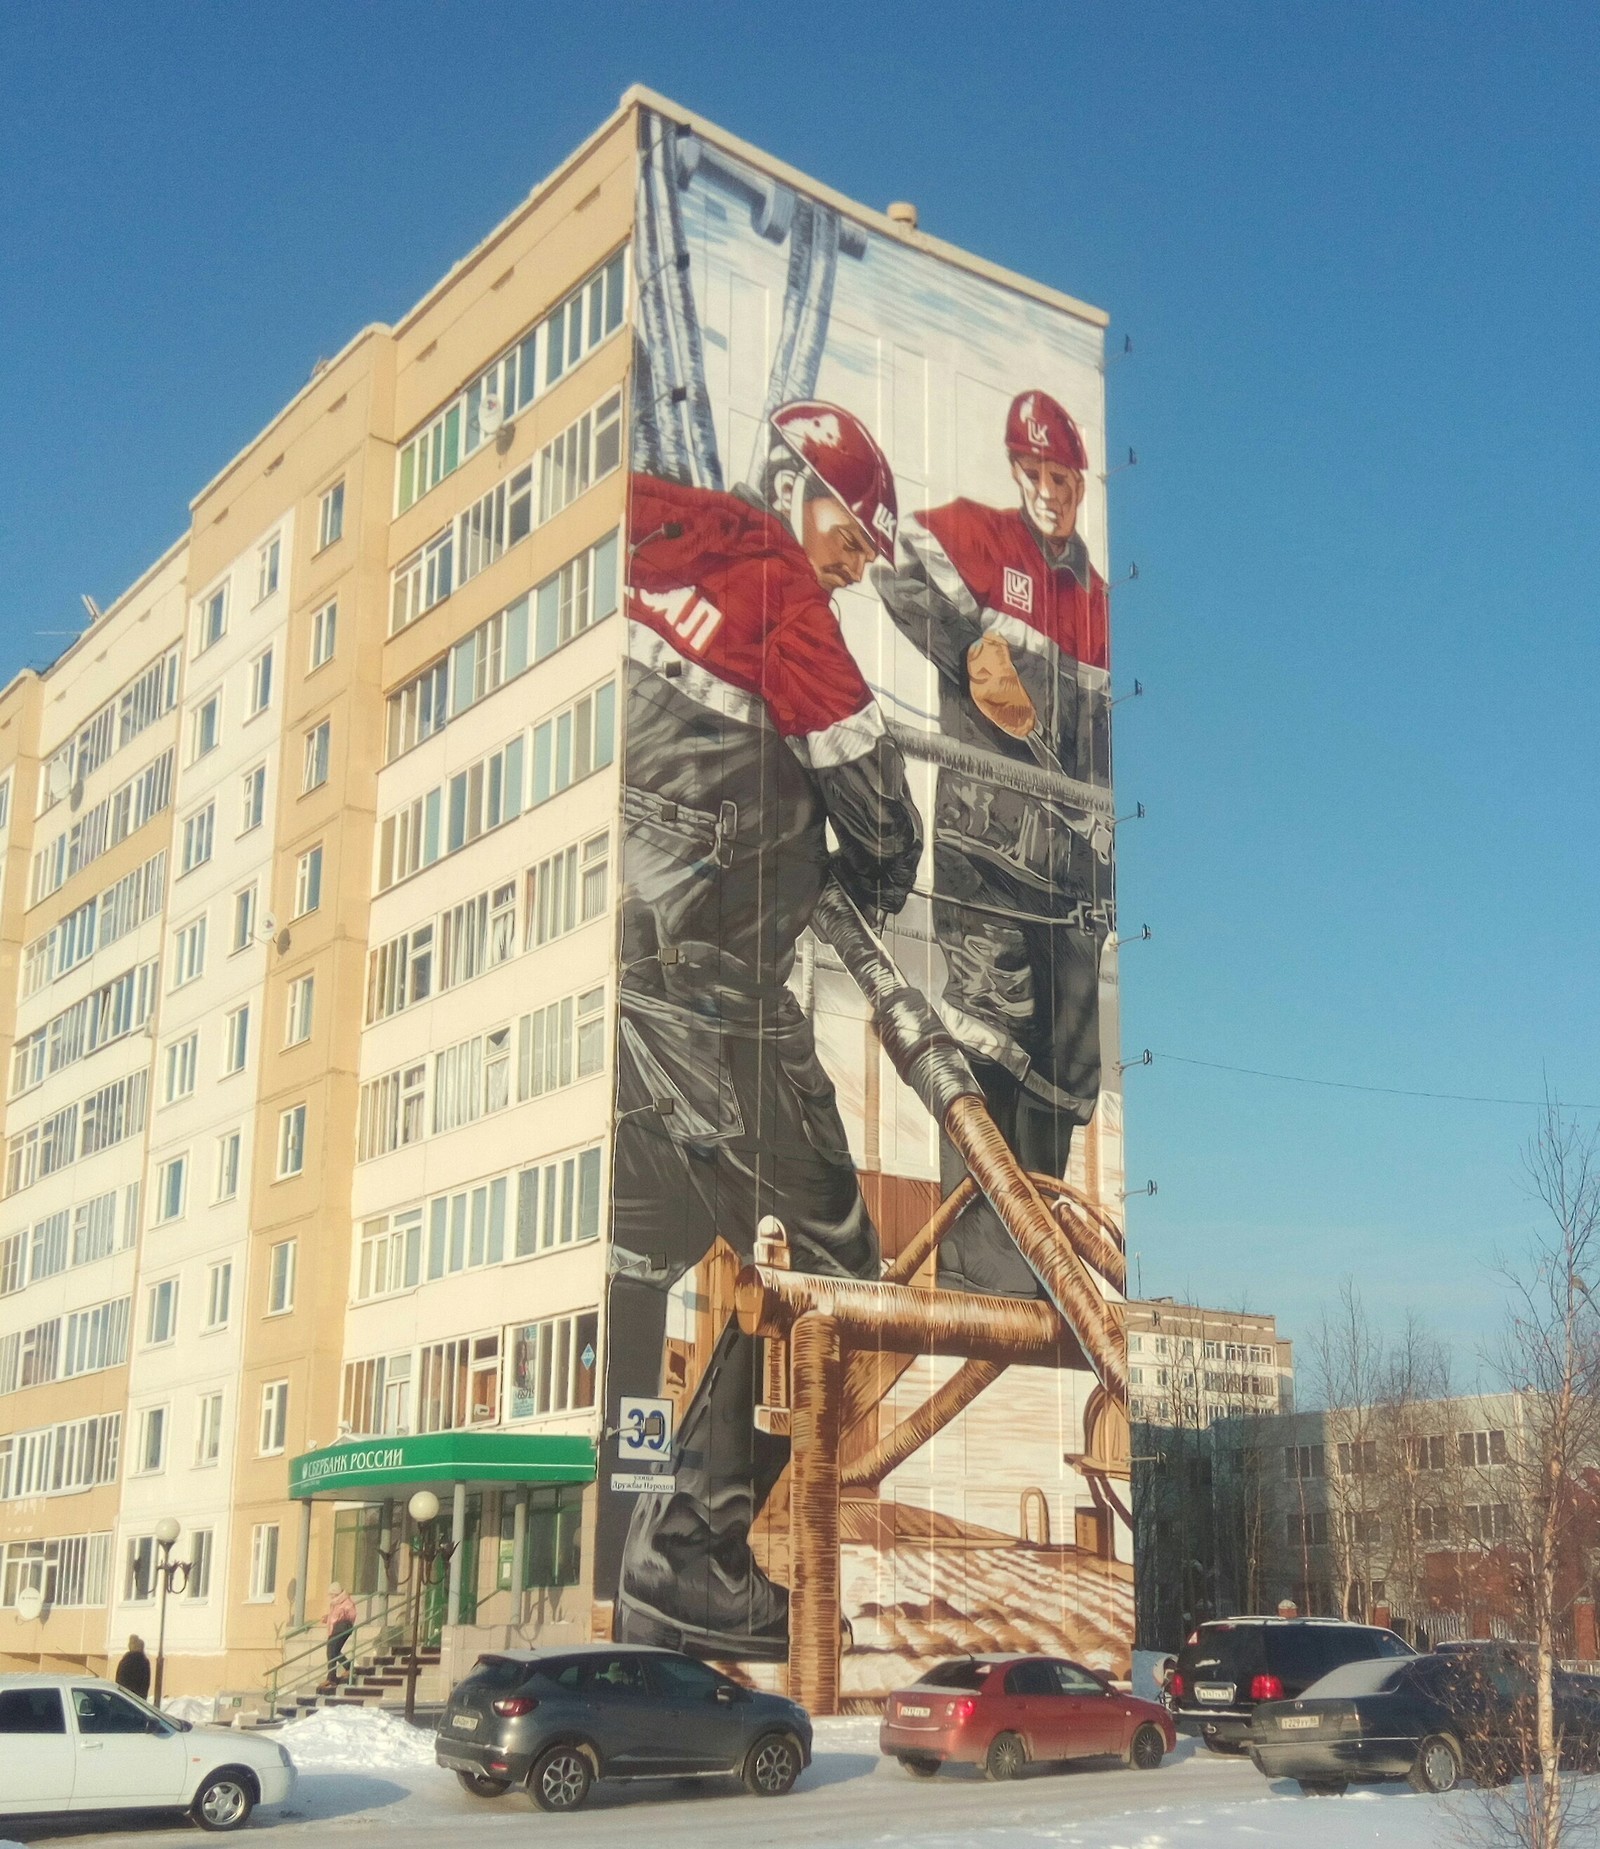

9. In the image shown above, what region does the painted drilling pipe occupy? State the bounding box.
[809,878,1126,1398]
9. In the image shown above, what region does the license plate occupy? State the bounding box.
[1279,1715,1319,1730]
[1195,1684,1234,1704]
[899,1705,930,1718]
[452,1712,479,1732]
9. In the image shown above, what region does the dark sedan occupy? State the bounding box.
[1250,1648,1600,1796]
[435,1644,811,1811]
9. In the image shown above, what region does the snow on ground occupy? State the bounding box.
[159,1694,219,1725]
[277,1702,439,1769]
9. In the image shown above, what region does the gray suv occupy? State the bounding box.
[434,1644,812,1811]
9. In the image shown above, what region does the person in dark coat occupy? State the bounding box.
[115,1635,152,1699]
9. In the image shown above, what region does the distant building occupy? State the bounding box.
[1125,1298,1294,1428]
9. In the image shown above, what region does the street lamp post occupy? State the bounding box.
[388,1490,456,1726]
[151,1516,192,1709]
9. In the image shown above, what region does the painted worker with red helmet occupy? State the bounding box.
[605,401,922,1658]
[879,389,1113,1302]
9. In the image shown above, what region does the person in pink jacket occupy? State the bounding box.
[323,1582,357,1685]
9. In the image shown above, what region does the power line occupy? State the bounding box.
[1142,1051,1599,1111]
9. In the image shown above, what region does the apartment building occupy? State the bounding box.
[0,86,1131,1706]
[1126,1298,1294,1428]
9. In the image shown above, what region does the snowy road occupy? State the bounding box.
[0,1711,1514,1849]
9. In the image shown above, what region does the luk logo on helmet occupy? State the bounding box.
[872,503,898,547]
[1025,417,1051,450]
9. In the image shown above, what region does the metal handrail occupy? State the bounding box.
[262,1606,405,1716]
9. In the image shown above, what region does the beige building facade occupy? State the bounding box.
[0,87,1128,1708]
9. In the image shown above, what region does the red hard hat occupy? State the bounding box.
[770,401,899,563]
[1005,390,1089,472]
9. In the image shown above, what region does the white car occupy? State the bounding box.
[0,1673,295,1831]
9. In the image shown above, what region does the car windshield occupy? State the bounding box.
[1300,1658,1412,1699]
[916,1660,992,1690]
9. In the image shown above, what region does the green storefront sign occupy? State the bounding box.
[289,1431,596,1499]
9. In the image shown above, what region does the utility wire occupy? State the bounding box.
[1145,1051,1598,1112]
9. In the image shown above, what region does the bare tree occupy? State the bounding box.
[1478,1106,1600,1849]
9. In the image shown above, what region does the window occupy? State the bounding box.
[192,694,220,762]
[155,1154,187,1223]
[72,1190,124,1266]
[171,915,207,987]
[532,681,616,804]
[521,1485,584,1589]
[394,247,627,514]
[538,390,623,524]
[1460,1429,1509,1467]
[508,1310,598,1419]
[1284,1444,1325,1479]
[302,720,330,792]
[425,1176,510,1281]
[267,1240,296,1315]
[517,987,606,1099]
[79,1071,148,1159]
[356,1209,423,1301]
[285,973,314,1046]
[445,734,525,852]
[418,1333,501,1432]
[240,764,266,833]
[204,1260,232,1329]
[1287,1511,1330,1547]
[1418,1505,1448,1543]
[515,1146,603,1256]
[293,846,322,917]
[145,1279,178,1346]
[179,802,214,874]
[276,1106,306,1179]
[125,1535,155,1602]
[196,1390,222,1464]
[1,1536,112,1611]
[136,1406,166,1473]
[365,922,433,1022]
[432,1027,512,1134]
[258,1380,288,1455]
[317,480,345,551]
[222,1005,249,1076]
[357,1063,427,1160]
[0,1414,120,1501]
[164,1032,199,1104]
[231,883,257,953]
[30,748,175,905]
[448,593,532,719]
[456,464,533,586]
[60,1297,129,1378]
[533,532,620,662]
[310,599,338,669]
[248,1523,279,1601]
[186,1529,213,1599]
[1338,1440,1378,1477]
[198,585,227,652]
[528,830,609,946]
[247,646,274,717]
[204,1135,237,1213]
[0,1234,24,1296]
[342,1352,413,1436]
[386,658,449,760]
[375,787,442,890]
[1465,1503,1511,1543]
[257,533,281,603]
[390,527,455,634]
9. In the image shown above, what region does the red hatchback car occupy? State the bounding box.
[880,1655,1175,1780]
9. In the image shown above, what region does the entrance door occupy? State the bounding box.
[67,1686,187,1807]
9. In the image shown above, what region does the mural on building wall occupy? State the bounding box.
[600,107,1130,1706]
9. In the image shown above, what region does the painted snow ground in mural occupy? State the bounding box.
[602,110,1129,1704]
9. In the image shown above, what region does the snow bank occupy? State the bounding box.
[161,1694,218,1725]
[811,1715,884,1752]
[1131,1650,1172,1701]
[277,1704,437,1770]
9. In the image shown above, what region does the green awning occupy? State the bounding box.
[290,1431,596,1499]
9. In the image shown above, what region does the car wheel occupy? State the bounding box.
[191,1770,256,1832]
[985,1732,1027,1781]
[1129,1724,1166,1771]
[1409,1733,1463,1795]
[530,1743,594,1812]
[897,1754,940,1778]
[1297,1777,1349,1796]
[743,1731,803,1796]
[455,1768,512,1798]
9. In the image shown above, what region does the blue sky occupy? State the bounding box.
[4,2,1598,1361]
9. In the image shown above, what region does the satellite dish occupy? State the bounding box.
[45,758,71,803]
[15,1585,43,1623]
[478,391,504,439]
[274,929,292,956]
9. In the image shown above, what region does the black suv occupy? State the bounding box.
[1172,1618,1414,1753]
[434,1644,812,1811]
